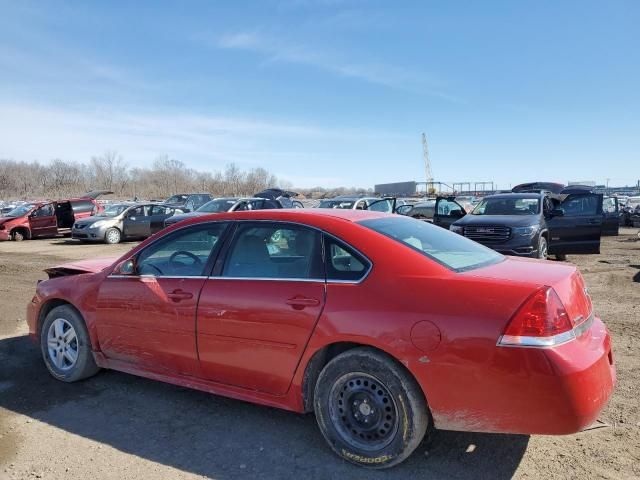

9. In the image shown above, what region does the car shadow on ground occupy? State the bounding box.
[0,335,529,479]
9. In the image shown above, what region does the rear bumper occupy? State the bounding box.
[426,316,615,435]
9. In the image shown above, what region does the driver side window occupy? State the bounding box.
[136,223,227,277]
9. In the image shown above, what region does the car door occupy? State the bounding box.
[122,205,151,238]
[547,193,603,254]
[433,197,466,229]
[94,222,229,375]
[28,203,57,237]
[196,222,325,395]
[148,205,174,234]
[602,197,620,236]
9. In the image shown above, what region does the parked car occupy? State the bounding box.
[621,196,640,226]
[253,188,304,208]
[0,192,111,241]
[317,196,394,213]
[164,197,285,228]
[163,193,212,213]
[442,189,605,260]
[72,203,182,244]
[398,198,436,220]
[29,209,614,468]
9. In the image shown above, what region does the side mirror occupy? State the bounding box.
[550,208,565,217]
[116,258,137,275]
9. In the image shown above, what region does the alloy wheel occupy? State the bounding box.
[47,318,79,371]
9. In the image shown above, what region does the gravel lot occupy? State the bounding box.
[1,231,639,479]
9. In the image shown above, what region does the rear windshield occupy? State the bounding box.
[197,199,237,213]
[359,216,503,272]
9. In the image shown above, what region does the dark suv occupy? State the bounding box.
[436,190,605,260]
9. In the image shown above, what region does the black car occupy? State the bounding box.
[439,190,606,260]
[163,193,212,212]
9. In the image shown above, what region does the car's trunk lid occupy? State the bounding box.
[463,257,593,325]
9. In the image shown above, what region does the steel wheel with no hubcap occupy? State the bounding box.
[47,318,78,371]
[329,372,399,451]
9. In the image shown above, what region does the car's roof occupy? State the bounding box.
[175,208,389,228]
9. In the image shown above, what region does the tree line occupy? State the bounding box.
[0,152,373,201]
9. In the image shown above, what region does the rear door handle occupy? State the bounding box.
[167,289,194,302]
[286,297,320,309]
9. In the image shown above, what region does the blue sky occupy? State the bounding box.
[0,0,638,189]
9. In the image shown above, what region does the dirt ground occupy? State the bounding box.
[0,231,639,480]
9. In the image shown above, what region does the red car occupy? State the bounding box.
[27,209,615,468]
[0,191,111,241]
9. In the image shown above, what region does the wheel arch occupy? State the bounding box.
[301,341,427,414]
[37,298,83,335]
[10,226,31,240]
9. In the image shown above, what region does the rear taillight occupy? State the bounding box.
[498,287,576,347]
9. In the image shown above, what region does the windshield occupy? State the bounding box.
[96,204,129,217]
[5,204,35,217]
[166,195,188,204]
[197,199,237,213]
[319,200,355,209]
[359,216,503,272]
[471,197,540,215]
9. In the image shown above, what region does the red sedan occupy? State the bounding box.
[27,209,615,468]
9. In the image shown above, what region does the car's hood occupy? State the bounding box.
[44,256,118,277]
[0,216,18,225]
[74,216,116,226]
[454,215,539,227]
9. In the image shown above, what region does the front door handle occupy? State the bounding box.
[286,297,320,309]
[167,289,193,302]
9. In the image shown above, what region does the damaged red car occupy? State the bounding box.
[27,209,615,468]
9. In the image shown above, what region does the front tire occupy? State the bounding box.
[104,227,121,244]
[40,305,100,382]
[313,348,429,469]
[538,236,548,259]
[11,230,25,241]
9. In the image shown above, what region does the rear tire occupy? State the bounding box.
[313,347,429,469]
[104,227,121,244]
[40,305,100,382]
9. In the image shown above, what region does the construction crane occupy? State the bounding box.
[422,133,435,194]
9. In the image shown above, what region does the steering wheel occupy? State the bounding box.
[140,262,163,276]
[168,251,202,270]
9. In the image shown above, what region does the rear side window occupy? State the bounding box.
[223,224,323,279]
[324,235,370,282]
[561,195,599,216]
[359,216,503,272]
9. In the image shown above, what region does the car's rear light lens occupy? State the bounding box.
[498,287,576,347]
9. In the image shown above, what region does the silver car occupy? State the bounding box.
[72,203,180,244]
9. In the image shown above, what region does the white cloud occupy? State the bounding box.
[0,102,408,188]
[213,31,458,100]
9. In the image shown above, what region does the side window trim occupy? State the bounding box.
[206,220,372,284]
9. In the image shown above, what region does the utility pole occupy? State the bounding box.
[422,133,434,194]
